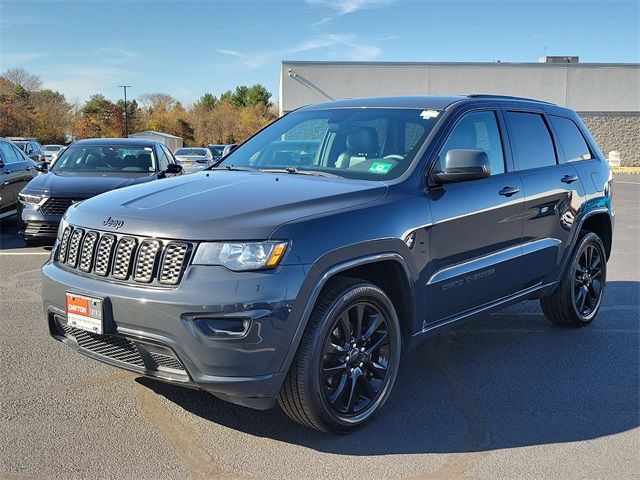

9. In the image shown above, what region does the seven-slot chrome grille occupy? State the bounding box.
[56,226,191,286]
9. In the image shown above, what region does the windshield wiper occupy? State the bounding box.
[261,167,342,178]
[209,165,259,172]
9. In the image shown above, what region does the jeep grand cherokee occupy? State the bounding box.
[42,95,613,432]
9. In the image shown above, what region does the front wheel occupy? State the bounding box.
[278,277,401,433]
[541,231,607,327]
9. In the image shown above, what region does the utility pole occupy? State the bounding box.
[119,85,131,137]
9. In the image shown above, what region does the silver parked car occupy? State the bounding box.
[174,147,215,173]
[43,144,66,165]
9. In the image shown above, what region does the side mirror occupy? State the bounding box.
[430,149,491,184]
[165,163,183,175]
[35,161,48,172]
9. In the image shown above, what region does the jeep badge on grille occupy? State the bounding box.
[103,217,124,230]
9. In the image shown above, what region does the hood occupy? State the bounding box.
[66,170,387,240]
[23,171,155,199]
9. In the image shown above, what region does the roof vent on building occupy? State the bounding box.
[538,56,579,63]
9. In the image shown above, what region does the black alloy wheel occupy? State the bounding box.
[540,231,607,327]
[572,242,604,318]
[320,301,391,415]
[278,277,401,432]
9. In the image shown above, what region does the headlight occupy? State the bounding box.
[19,193,45,204]
[192,241,288,271]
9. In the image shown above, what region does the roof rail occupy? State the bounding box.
[467,94,556,105]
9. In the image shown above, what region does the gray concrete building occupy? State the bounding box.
[280,60,639,165]
[128,130,183,152]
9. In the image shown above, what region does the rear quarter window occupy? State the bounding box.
[549,115,593,162]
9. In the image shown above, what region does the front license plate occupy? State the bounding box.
[66,293,103,334]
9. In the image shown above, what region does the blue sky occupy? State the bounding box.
[1,0,638,106]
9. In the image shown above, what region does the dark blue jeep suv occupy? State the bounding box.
[42,95,613,432]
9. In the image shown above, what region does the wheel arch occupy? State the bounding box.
[275,251,418,377]
[577,209,613,260]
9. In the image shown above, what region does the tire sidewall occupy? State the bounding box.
[307,283,401,430]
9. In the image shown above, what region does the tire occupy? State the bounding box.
[278,277,402,433]
[540,231,607,327]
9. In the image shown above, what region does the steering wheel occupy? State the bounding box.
[382,154,404,162]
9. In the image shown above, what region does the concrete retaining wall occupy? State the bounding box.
[579,113,640,167]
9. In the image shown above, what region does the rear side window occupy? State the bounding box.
[0,141,21,164]
[506,112,557,170]
[440,111,505,175]
[549,116,593,162]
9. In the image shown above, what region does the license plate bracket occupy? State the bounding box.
[66,292,104,334]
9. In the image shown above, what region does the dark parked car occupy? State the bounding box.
[0,138,38,220]
[174,147,215,173]
[11,138,46,163]
[19,138,183,241]
[42,95,613,432]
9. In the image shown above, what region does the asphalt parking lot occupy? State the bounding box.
[1,176,638,480]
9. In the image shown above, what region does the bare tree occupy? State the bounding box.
[2,67,43,92]
[138,92,177,112]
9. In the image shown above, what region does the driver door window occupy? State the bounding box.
[440,111,505,176]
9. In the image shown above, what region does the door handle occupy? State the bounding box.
[561,174,579,184]
[499,185,520,197]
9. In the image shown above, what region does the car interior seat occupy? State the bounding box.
[136,153,153,172]
[335,127,379,169]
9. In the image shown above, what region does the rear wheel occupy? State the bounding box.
[541,232,607,327]
[278,277,401,433]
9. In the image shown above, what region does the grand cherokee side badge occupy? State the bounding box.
[103,217,124,230]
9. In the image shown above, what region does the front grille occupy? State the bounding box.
[56,226,191,286]
[160,243,189,285]
[66,228,84,268]
[79,231,98,272]
[40,198,75,216]
[58,226,72,262]
[112,237,137,280]
[134,240,160,283]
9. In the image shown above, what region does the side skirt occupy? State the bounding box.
[409,281,557,345]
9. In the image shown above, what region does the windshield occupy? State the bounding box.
[208,145,225,157]
[51,145,157,173]
[176,148,207,156]
[218,108,439,180]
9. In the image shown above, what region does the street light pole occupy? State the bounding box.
[119,85,131,137]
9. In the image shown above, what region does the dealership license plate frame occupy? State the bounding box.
[65,292,104,334]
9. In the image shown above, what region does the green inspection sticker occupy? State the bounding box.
[369,162,392,174]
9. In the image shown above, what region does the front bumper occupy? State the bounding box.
[19,199,62,239]
[42,258,308,409]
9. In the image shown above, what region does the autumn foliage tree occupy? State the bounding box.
[0,68,277,147]
[0,69,72,143]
